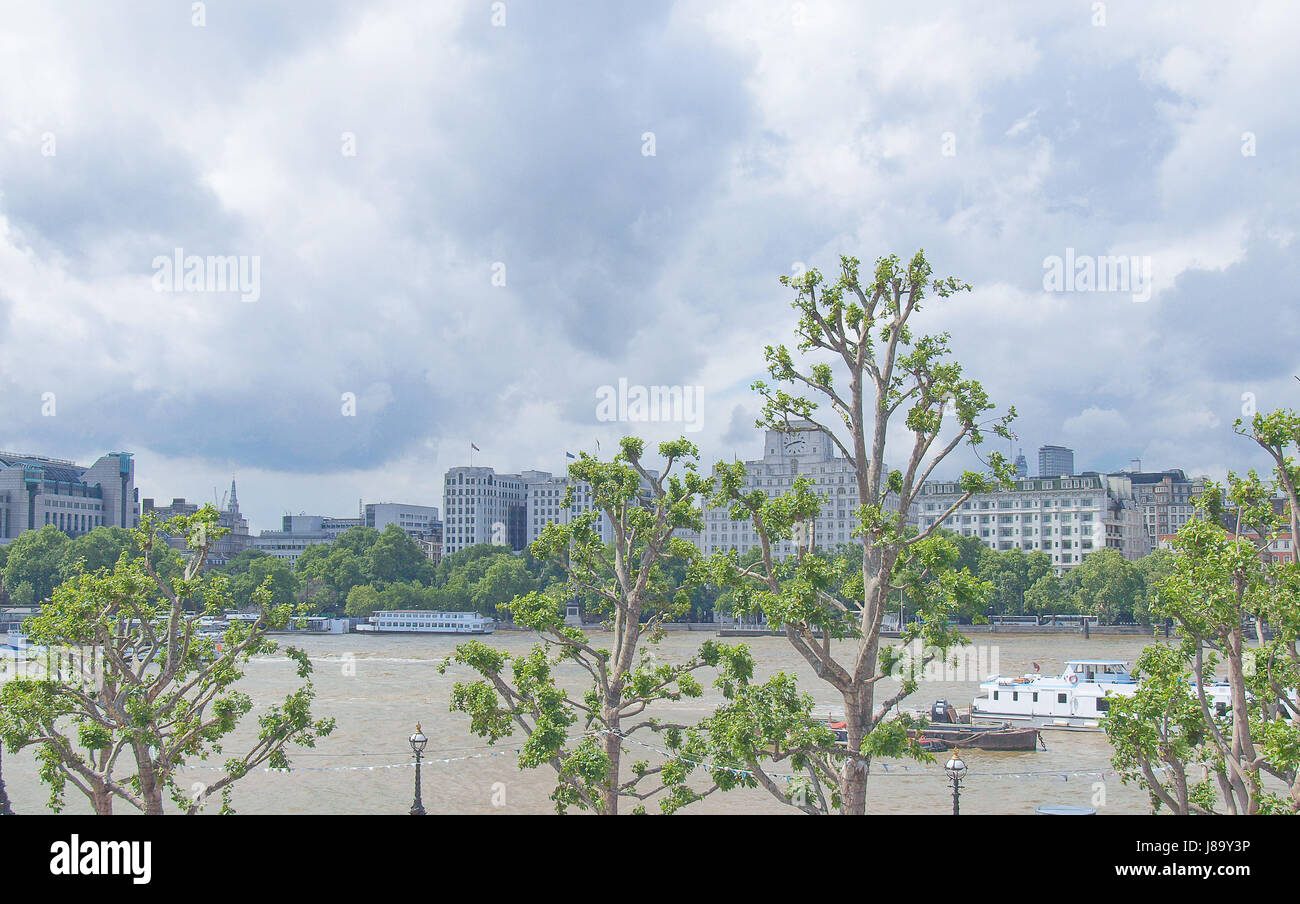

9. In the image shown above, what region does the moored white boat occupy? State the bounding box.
[972,659,1232,731]
[0,630,44,660]
[356,610,496,635]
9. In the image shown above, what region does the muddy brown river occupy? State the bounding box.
[3,631,1168,814]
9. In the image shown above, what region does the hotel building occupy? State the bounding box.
[917,472,1150,572]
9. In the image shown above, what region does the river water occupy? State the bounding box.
[3,631,1167,815]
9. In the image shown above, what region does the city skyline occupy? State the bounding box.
[0,429,1225,539]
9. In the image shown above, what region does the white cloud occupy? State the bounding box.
[2,0,1298,528]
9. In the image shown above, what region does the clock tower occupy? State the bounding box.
[762,419,835,463]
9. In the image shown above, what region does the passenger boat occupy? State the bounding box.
[971,659,1232,731]
[356,610,496,635]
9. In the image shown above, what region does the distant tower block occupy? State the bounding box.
[1037,445,1075,478]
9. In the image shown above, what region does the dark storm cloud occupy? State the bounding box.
[414,2,756,356]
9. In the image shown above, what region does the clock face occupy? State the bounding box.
[783,434,806,452]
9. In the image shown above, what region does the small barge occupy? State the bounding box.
[826,700,1043,752]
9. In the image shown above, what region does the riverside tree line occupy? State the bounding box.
[0,511,1181,628]
[1,250,1296,815]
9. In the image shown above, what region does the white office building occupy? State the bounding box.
[443,463,675,556]
[365,502,441,539]
[524,472,663,547]
[365,502,443,563]
[442,467,531,554]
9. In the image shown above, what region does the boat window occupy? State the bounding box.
[1012,692,1018,701]
[1058,693,1067,704]
[1032,693,1038,702]
[1096,698,1109,712]
[993,691,999,700]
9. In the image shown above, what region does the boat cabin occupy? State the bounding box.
[1060,660,1136,685]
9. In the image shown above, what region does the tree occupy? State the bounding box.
[1106,643,1221,814]
[230,554,300,612]
[948,531,986,577]
[344,584,383,618]
[1106,407,1300,814]
[2,525,70,603]
[434,543,506,585]
[62,525,186,591]
[470,556,538,615]
[0,506,335,814]
[295,529,375,613]
[365,525,432,585]
[60,526,141,576]
[703,251,1015,814]
[214,547,271,575]
[978,547,1052,616]
[1065,547,1142,624]
[443,438,737,814]
[1023,571,1067,616]
[1135,547,1176,627]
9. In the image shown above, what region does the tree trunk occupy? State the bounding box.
[1225,625,1259,814]
[602,708,622,815]
[838,691,869,815]
[134,744,166,815]
[0,740,13,815]
[91,785,114,815]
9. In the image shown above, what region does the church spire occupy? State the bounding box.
[229,477,239,512]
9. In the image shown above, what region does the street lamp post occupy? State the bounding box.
[409,722,428,815]
[944,748,967,816]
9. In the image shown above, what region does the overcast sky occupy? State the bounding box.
[1,1,1296,532]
